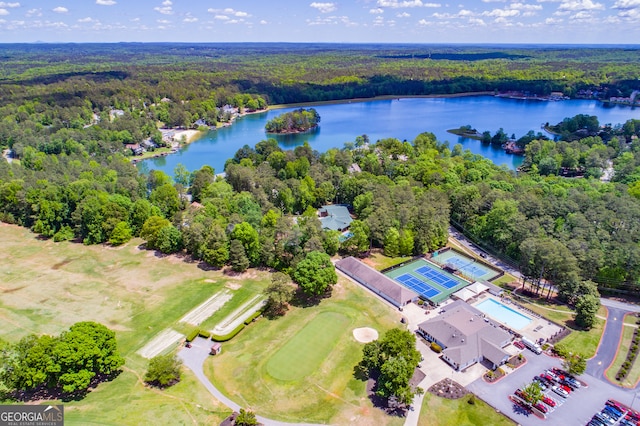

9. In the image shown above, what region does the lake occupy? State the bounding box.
[143,96,639,174]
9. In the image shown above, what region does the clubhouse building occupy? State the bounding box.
[417,300,512,371]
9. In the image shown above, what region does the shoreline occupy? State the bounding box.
[132,129,205,163]
[267,92,495,110]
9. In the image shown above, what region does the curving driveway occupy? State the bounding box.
[178,337,320,426]
[587,299,640,383]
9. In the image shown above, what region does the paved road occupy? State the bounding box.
[587,304,628,379]
[178,337,320,426]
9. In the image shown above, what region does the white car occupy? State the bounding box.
[552,385,568,398]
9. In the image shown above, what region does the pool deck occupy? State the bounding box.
[470,294,562,342]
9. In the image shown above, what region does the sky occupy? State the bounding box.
[0,0,638,44]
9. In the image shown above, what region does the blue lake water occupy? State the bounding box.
[143,96,639,174]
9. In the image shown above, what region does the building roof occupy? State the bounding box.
[482,280,504,296]
[468,282,489,295]
[452,287,476,302]
[318,205,353,231]
[336,257,419,307]
[418,301,511,368]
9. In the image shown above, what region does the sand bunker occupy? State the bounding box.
[353,327,379,343]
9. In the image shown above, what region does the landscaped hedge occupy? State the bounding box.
[430,342,442,353]
[243,310,263,325]
[198,329,211,339]
[185,328,200,342]
[616,326,640,381]
[211,323,246,342]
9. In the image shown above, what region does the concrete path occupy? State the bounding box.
[178,337,320,426]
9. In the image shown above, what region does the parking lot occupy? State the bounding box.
[467,351,640,426]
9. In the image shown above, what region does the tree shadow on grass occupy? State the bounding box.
[289,287,332,309]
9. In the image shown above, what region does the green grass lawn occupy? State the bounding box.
[204,275,403,425]
[363,250,412,271]
[515,298,604,358]
[266,311,351,381]
[605,316,640,387]
[0,225,274,425]
[418,393,515,426]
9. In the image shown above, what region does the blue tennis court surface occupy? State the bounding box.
[415,266,460,289]
[396,273,441,298]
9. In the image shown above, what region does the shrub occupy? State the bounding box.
[542,343,550,350]
[417,300,424,306]
[430,342,442,353]
[468,394,477,405]
[198,329,211,339]
[211,323,246,342]
[243,310,263,325]
[496,367,505,376]
[485,370,494,378]
[185,328,199,342]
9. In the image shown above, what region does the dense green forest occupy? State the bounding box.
[1,43,640,301]
[265,108,320,134]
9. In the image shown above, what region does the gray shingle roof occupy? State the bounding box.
[318,205,353,231]
[419,301,511,368]
[336,257,418,307]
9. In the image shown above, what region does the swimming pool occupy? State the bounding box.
[475,298,532,330]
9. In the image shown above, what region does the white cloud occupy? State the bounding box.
[0,2,19,7]
[469,17,487,25]
[310,2,336,13]
[377,0,428,8]
[207,8,250,18]
[370,8,384,13]
[0,9,8,16]
[154,0,173,15]
[78,17,94,22]
[96,0,116,5]
[157,19,170,24]
[260,19,267,24]
[510,2,543,10]
[183,16,198,23]
[214,15,229,21]
[25,8,41,17]
[52,6,68,13]
[558,0,604,11]
[569,10,595,19]
[482,8,520,17]
[418,18,430,25]
[397,12,410,17]
[612,0,640,9]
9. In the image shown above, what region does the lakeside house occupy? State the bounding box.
[318,205,353,232]
[417,300,511,371]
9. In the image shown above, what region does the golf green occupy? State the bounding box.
[266,311,351,381]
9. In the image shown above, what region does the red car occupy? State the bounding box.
[534,402,548,413]
[543,396,556,407]
[559,384,572,393]
[514,341,525,349]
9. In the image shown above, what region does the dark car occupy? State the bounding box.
[534,402,548,413]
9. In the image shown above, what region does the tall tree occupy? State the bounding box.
[292,251,337,296]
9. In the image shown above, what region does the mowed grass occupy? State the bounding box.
[266,311,350,381]
[204,275,403,425]
[0,224,280,424]
[515,296,605,358]
[418,393,515,426]
[605,317,640,387]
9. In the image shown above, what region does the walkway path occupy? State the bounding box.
[178,337,320,426]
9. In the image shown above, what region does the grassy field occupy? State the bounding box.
[605,316,640,387]
[266,311,351,381]
[0,224,278,424]
[515,297,605,358]
[418,393,515,426]
[362,250,412,271]
[204,274,404,425]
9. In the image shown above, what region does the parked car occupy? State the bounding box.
[514,340,525,349]
[532,377,548,390]
[541,374,555,383]
[559,383,572,393]
[546,370,559,381]
[589,418,606,426]
[534,402,548,413]
[552,385,569,398]
[596,411,616,425]
[608,400,625,412]
[514,389,525,400]
[542,396,556,407]
[604,406,622,419]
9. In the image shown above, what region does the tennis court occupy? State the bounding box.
[384,258,469,304]
[415,265,459,289]
[432,249,501,281]
[396,273,441,298]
